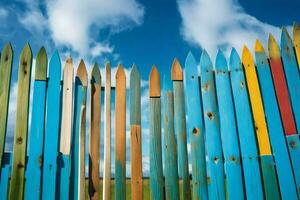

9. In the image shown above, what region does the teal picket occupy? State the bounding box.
[214,50,244,200]
[162,76,179,200]
[70,60,88,199]
[183,52,208,200]
[0,153,11,199]
[42,51,62,199]
[149,66,164,200]
[171,59,191,199]
[229,48,263,200]
[200,50,225,200]
[255,43,298,199]
[24,47,48,200]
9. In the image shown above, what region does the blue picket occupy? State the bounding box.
[229,48,263,200]
[215,50,244,200]
[184,52,208,200]
[42,51,62,199]
[0,152,11,199]
[200,50,225,200]
[254,41,298,199]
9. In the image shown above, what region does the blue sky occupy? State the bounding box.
[0,0,299,176]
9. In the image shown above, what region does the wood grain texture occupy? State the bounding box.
[24,47,48,200]
[242,46,280,200]
[9,43,33,200]
[254,41,298,199]
[42,50,62,200]
[200,50,225,200]
[280,28,300,135]
[0,43,13,169]
[229,48,263,200]
[89,63,101,200]
[103,62,111,200]
[60,57,74,154]
[130,65,143,200]
[149,65,160,97]
[115,64,126,200]
[70,60,88,200]
[215,50,244,199]
[268,34,297,135]
[184,52,208,200]
[149,66,164,200]
[162,81,179,200]
[293,22,300,69]
[171,59,191,199]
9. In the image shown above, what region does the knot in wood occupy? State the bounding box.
[207,112,214,120]
[16,137,23,144]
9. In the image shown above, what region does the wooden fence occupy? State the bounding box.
[1,25,300,200]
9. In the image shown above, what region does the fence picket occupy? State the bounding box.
[215,50,244,199]
[89,63,101,200]
[254,39,298,199]
[130,65,143,200]
[115,64,126,200]
[149,66,164,200]
[229,48,263,200]
[103,62,112,200]
[163,76,179,200]
[24,47,48,200]
[8,43,32,200]
[70,60,88,199]
[184,52,208,200]
[57,58,74,199]
[171,59,191,200]
[200,50,225,200]
[0,43,13,169]
[293,23,300,69]
[42,51,62,199]
[242,46,280,200]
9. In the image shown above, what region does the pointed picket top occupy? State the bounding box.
[242,46,255,69]
[130,64,140,83]
[116,63,126,82]
[281,27,294,54]
[91,63,101,84]
[171,58,183,81]
[293,22,300,47]
[20,43,32,67]
[255,40,269,68]
[76,59,88,86]
[0,43,13,64]
[35,47,47,80]
[184,51,198,77]
[149,65,160,97]
[229,48,242,70]
[200,49,213,73]
[64,57,73,76]
[49,50,61,81]
[215,49,228,71]
[268,34,280,59]
[255,39,266,53]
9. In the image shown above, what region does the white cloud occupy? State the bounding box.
[0,8,8,19]
[91,43,114,57]
[177,0,286,57]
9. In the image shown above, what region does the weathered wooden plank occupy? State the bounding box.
[184,52,208,200]
[42,50,62,199]
[24,47,48,200]
[214,50,244,199]
[281,28,300,135]
[254,40,298,199]
[70,60,88,200]
[0,152,12,199]
[293,22,300,69]
[57,57,73,200]
[8,43,32,200]
[199,50,225,200]
[229,48,263,200]
[103,62,112,200]
[163,76,179,200]
[129,65,143,200]
[115,64,126,200]
[0,43,13,169]
[89,63,101,200]
[171,58,191,200]
[242,46,280,200]
[149,66,164,200]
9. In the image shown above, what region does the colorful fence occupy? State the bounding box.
[1,25,300,200]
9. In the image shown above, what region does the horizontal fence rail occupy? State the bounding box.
[0,25,300,200]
